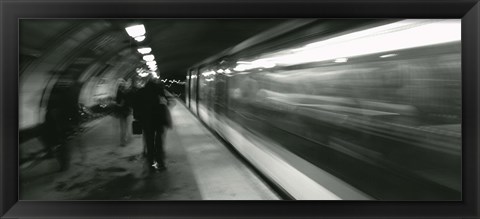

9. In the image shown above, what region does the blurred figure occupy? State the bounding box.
[42,107,70,171]
[40,78,81,171]
[132,76,172,172]
[115,79,132,146]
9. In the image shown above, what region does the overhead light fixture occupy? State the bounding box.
[137,47,152,54]
[125,24,146,38]
[143,54,155,62]
[138,72,149,77]
[147,62,157,67]
[134,36,146,42]
[151,72,160,79]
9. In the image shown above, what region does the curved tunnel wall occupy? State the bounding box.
[19,21,140,131]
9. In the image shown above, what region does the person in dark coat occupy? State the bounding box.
[132,77,172,171]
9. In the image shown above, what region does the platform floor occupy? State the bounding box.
[19,100,279,200]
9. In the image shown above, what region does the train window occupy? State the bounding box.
[198,67,216,124]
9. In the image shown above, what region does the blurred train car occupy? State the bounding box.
[186,19,461,200]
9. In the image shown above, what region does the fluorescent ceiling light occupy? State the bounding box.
[146,61,156,66]
[137,47,152,54]
[143,54,155,62]
[134,36,146,42]
[125,24,146,38]
[138,72,149,77]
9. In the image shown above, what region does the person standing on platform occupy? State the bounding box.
[132,76,172,172]
[115,79,132,147]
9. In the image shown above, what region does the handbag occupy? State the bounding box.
[132,120,142,135]
[154,104,172,128]
[161,104,173,128]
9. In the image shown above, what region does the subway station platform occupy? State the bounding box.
[19,100,280,200]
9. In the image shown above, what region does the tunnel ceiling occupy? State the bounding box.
[20,19,285,80]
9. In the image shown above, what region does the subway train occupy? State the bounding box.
[185,19,461,200]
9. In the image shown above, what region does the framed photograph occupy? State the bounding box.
[1,0,479,218]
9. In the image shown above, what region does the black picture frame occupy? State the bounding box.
[1,0,479,218]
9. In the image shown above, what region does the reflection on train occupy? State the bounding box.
[186,19,461,200]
